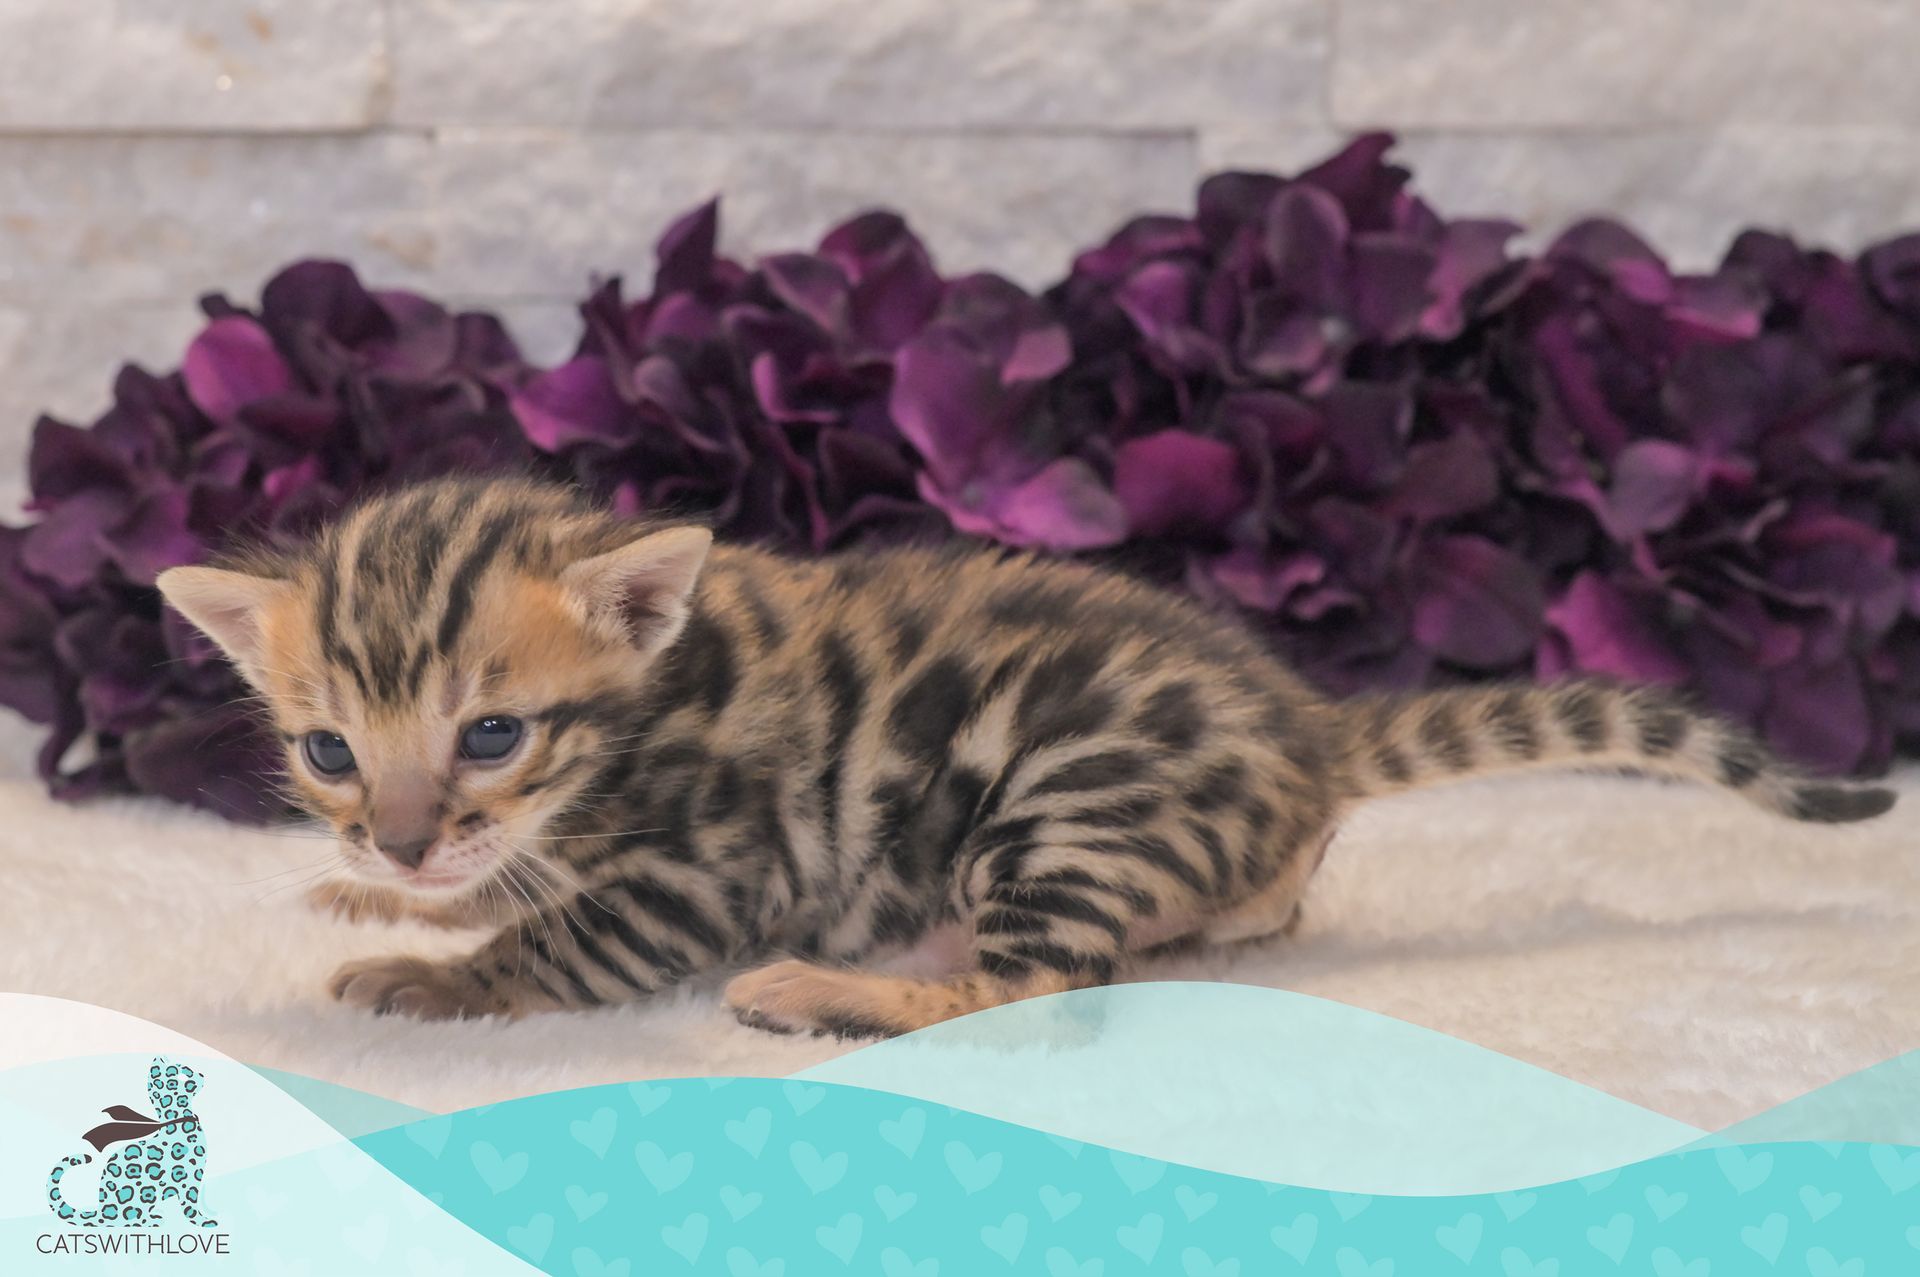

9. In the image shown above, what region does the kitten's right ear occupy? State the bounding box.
[560,526,714,657]
[154,566,290,684]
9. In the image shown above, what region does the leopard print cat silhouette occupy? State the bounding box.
[47,1057,216,1228]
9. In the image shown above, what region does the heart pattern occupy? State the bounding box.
[347,1078,1920,1277]
[1740,1210,1787,1264]
[1437,1211,1483,1263]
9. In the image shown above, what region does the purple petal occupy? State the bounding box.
[1263,185,1350,309]
[761,253,851,336]
[1347,233,1438,342]
[1668,273,1765,342]
[260,259,394,349]
[990,458,1128,551]
[1384,432,1499,521]
[818,212,944,350]
[1549,220,1673,305]
[1420,219,1520,339]
[181,316,294,428]
[655,199,721,294]
[1542,572,1689,684]
[1605,439,1699,538]
[1764,658,1874,774]
[1319,383,1412,489]
[1236,295,1329,378]
[1116,261,1221,373]
[364,290,461,378]
[1206,547,1327,612]
[20,488,127,588]
[104,487,205,586]
[1112,430,1250,537]
[1070,215,1205,285]
[27,417,135,503]
[510,356,630,451]
[1294,132,1407,231]
[1411,534,1544,669]
[1860,232,1920,323]
[922,458,1126,552]
[890,329,1013,490]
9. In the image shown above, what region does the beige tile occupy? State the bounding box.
[0,0,388,132]
[428,127,1199,292]
[1334,0,1920,128]
[1397,127,1920,266]
[0,134,438,304]
[393,0,1326,130]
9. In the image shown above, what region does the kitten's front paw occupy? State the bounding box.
[308,881,494,929]
[329,956,503,1020]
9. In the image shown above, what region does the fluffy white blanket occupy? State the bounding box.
[3,733,1914,1130]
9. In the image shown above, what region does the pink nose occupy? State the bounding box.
[377,835,434,871]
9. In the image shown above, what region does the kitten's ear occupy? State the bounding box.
[154,566,290,684]
[561,526,714,656]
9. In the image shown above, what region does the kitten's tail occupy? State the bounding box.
[1340,679,1897,824]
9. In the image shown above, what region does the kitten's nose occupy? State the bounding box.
[378,835,434,871]
[370,776,443,873]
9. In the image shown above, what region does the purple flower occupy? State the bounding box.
[0,258,532,820]
[4,133,1920,825]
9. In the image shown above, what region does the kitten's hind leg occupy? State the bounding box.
[724,841,1154,1038]
[725,794,1335,1038]
[1199,828,1332,946]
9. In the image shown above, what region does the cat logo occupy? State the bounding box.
[44,1055,218,1230]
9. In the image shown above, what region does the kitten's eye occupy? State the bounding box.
[303,731,356,776]
[460,715,523,761]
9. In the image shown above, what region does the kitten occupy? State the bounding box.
[157,477,1896,1035]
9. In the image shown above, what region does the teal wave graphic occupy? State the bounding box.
[799,981,1703,1193]
[14,991,1920,1275]
[355,1076,1920,1276]
[248,1064,433,1139]
[1705,1050,1920,1151]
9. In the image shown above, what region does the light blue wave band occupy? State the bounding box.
[800,981,1703,1193]
[352,1076,1920,1276]
[10,990,1920,1276]
[249,1064,434,1139]
[14,987,1920,1196]
[1702,1050,1920,1150]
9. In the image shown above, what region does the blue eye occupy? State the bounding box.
[303,731,356,776]
[460,715,523,761]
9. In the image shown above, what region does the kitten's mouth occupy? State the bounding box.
[349,835,506,897]
[406,867,484,892]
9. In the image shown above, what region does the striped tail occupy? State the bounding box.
[47,1154,100,1225]
[1342,679,1897,824]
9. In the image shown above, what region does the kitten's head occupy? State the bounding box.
[156,479,711,898]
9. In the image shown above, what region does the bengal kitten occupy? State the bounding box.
[156,478,1896,1036]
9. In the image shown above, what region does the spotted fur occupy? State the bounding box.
[157,478,1897,1037]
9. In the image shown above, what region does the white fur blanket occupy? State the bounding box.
[3,730,1914,1130]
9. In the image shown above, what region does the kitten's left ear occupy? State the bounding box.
[561,526,714,656]
[154,566,292,687]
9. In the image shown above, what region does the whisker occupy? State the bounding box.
[508,826,664,842]
[229,854,339,885]
[515,849,618,923]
